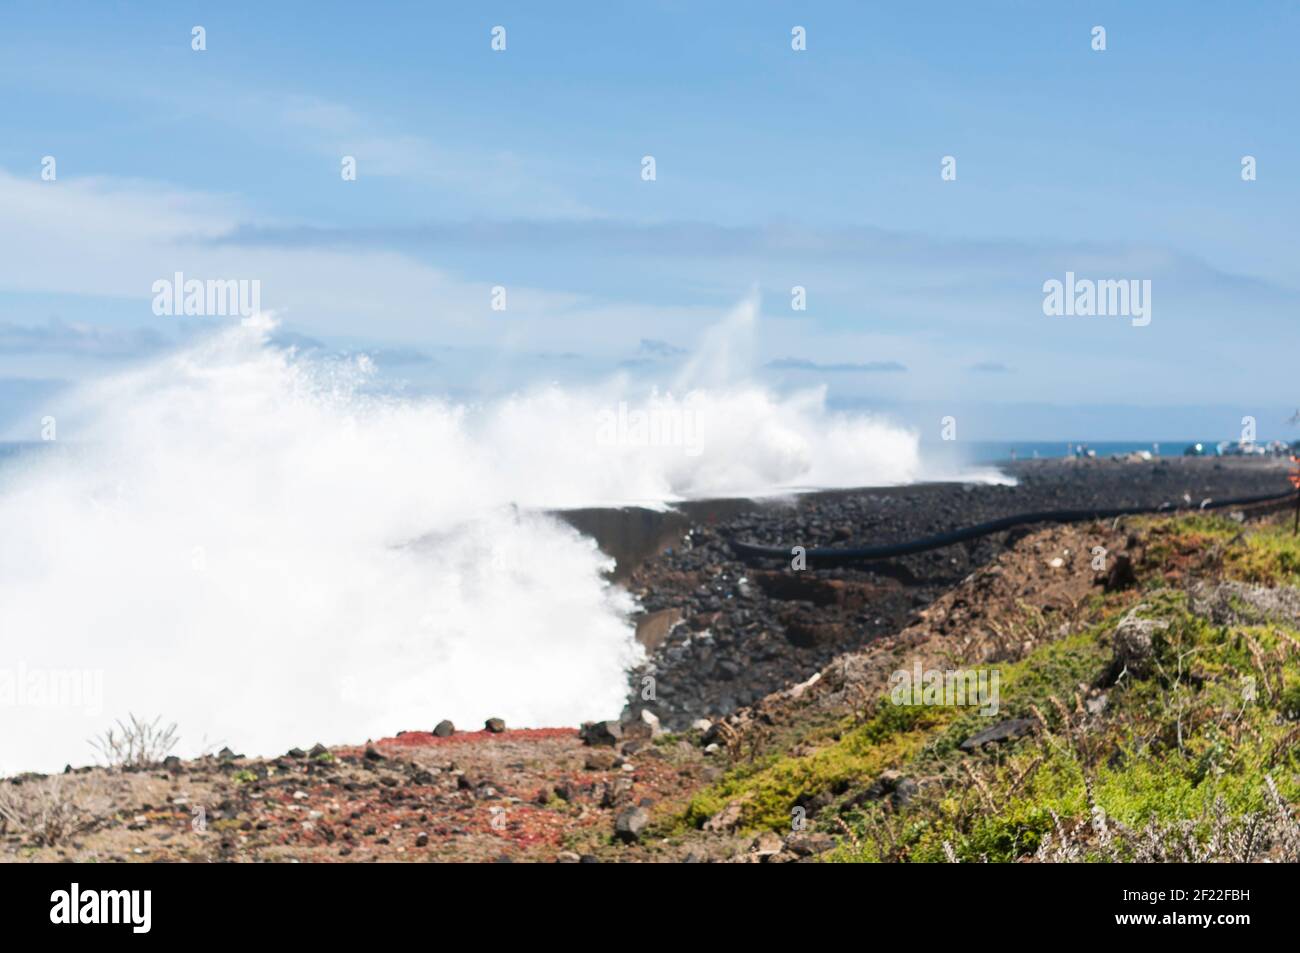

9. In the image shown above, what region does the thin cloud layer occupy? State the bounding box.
[766,358,908,373]
[0,318,168,359]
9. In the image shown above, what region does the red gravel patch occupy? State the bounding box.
[341,727,579,754]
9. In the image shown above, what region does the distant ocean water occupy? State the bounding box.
[923,440,1203,467]
[0,439,1214,470]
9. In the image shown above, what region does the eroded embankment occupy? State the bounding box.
[615,456,1292,728]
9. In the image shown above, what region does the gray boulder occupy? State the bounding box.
[614,806,650,843]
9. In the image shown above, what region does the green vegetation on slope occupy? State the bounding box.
[674,511,1300,862]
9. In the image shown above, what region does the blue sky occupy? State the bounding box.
[1,1,1297,439]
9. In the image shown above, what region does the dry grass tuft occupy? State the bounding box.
[0,774,113,847]
[1034,776,1300,863]
[89,713,178,769]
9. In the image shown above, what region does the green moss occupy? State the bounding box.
[675,704,950,834]
[1223,524,1300,586]
[828,584,1300,862]
[1141,513,1300,587]
[1281,683,1300,720]
[1148,513,1242,539]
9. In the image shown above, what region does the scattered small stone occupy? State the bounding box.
[750,832,783,858]
[601,777,634,808]
[415,832,429,847]
[578,720,623,746]
[364,743,384,761]
[555,851,581,863]
[703,801,743,833]
[433,720,455,737]
[554,781,578,802]
[638,709,663,737]
[784,832,835,857]
[620,708,664,741]
[958,718,1036,752]
[614,806,650,843]
[484,717,506,733]
[892,777,919,808]
[583,750,617,771]
[1104,612,1169,683]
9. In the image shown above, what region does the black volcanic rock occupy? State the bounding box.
[622,458,1287,730]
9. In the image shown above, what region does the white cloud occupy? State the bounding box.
[0,168,592,348]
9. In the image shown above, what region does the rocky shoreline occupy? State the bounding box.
[4,455,1296,864]
[621,456,1291,728]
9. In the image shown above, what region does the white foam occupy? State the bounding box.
[0,302,991,773]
